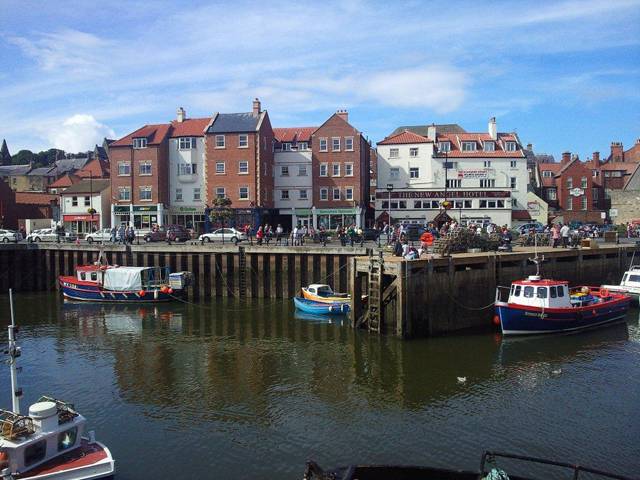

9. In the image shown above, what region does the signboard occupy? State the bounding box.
[376,190,510,199]
[527,201,541,213]
[316,208,358,215]
[63,214,99,222]
[133,205,157,212]
[457,169,494,179]
[609,208,618,217]
[569,187,585,197]
[600,212,607,219]
[114,206,130,213]
[176,206,199,213]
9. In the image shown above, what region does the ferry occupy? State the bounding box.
[0,290,115,479]
[494,256,631,336]
[601,265,640,302]
[301,284,350,304]
[59,264,191,303]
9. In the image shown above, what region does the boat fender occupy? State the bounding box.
[154,289,159,300]
[0,450,8,470]
[601,288,609,298]
[329,305,335,313]
[160,286,169,294]
[168,288,173,295]
[492,315,500,326]
[139,290,146,297]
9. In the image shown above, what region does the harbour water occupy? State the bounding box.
[1,293,638,478]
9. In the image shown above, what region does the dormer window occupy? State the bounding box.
[133,138,147,149]
[542,171,553,178]
[438,141,451,152]
[461,141,476,152]
[505,141,517,151]
[483,141,495,152]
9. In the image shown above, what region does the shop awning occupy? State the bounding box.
[63,214,99,221]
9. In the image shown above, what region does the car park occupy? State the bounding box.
[144,225,191,243]
[0,229,22,243]
[85,228,113,243]
[199,228,247,245]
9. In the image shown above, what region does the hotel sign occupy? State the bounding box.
[457,169,495,179]
[376,190,510,199]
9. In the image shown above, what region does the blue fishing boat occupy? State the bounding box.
[294,297,350,315]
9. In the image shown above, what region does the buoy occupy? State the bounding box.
[0,450,9,469]
[600,288,609,297]
[139,290,146,297]
[492,315,500,326]
[168,288,173,294]
[160,286,168,294]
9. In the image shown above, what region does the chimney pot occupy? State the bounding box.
[336,109,349,123]
[592,151,600,164]
[252,98,261,115]
[176,107,186,123]
[561,151,571,164]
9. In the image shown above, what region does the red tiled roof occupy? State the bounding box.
[48,173,80,189]
[76,158,108,179]
[512,210,532,220]
[273,127,317,143]
[378,130,432,145]
[110,123,172,147]
[539,163,563,186]
[435,132,523,158]
[15,192,58,205]
[170,117,212,137]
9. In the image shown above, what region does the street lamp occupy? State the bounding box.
[386,183,394,244]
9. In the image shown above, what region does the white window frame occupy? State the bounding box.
[484,160,492,168]
[319,138,328,152]
[239,161,249,174]
[281,190,290,200]
[215,187,225,199]
[505,141,517,152]
[298,141,309,151]
[282,143,292,151]
[581,177,588,188]
[542,170,553,178]
[483,141,495,152]
[139,162,152,176]
[389,148,399,158]
[345,187,354,201]
[320,163,328,177]
[118,187,130,201]
[178,137,196,150]
[298,165,307,176]
[238,134,248,148]
[215,135,225,148]
[216,162,225,174]
[332,187,340,201]
[299,189,308,200]
[345,137,354,151]
[133,138,147,149]
[409,147,419,157]
[581,196,587,210]
[118,162,131,176]
[345,163,353,177]
[281,166,289,177]
[409,167,419,179]
[438,141,451,152]
[510,160,517,168]
[547,188,557,200]
[193,188,201,201]
[332,164,340,177]
[510,177,517,189]
[239,186,249,200]
[332,137,341,152]
[389,167,400,180]
[139,186,152,202]
[446,179,461,189]
[175,188,183,202]
[462,141,476,152]
[178,163,196,175]
[480,179,496,188]
[320,188,328,201]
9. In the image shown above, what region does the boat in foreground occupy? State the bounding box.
[294,297,350,315]
[0,290,115,480]
[301,284,350,304]
[59,261,191,303]
[303,450,636,480]
[601,265,640,302]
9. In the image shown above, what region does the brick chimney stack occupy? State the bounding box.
[252,98,261,115]
[336,109,349,123]
[610,142,623,162]
[561,151,571,164]
[592,151,600,165]
[526,143,533,151]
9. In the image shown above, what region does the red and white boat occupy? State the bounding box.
[0,291,115,480]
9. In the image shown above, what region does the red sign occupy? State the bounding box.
[376,190,510,199]
[63,214,99,222]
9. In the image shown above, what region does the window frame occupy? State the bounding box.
[389,148,399,158]
[118,162,131,176]
[461,141,476,152]
[281,165,290,177]
[215,135,225,148]
[299,189,308,200]
[238,134,248,148]
[239,161,249,174]
[239,186,249,200]
[215,162,225,174]
[280,189,290,200]
[139,162,152,176]
[319,138,328,152]
[409,167,420,179]
[193,188,201,201]
[133,138,147,149]
[118,187,131,201]
[139,186,152,202]
[332,163,340,177]
[178,137,196,150]
[345,187,354,201]
[320,188,328,201]
[345,137,354,151]
[319,163,328,177]
[332,187,341,201]
[332,137,341,152]
[215,187,225,199]
[409,147,419,157]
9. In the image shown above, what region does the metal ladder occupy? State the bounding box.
[366,255,384,333]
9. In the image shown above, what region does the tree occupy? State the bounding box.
[208,197,234,229]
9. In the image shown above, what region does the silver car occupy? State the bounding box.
[27,228,77,243]
[0,229,22,243]
[198,228,247,245]
[85,228,113,243]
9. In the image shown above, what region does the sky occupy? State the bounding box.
[0,0,639,161]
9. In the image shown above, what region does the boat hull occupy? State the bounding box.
[301,288,350,304]
[59,277,177,303]
[496,298,631,335]
[294,297,350,314]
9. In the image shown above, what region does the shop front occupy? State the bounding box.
[63,214,99,235]
[168,206,206,234]
[315,207,362,230]
[112,204,165,230]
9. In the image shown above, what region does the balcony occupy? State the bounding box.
[177,173,197,184]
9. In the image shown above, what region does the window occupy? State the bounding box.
[332,188,340,200]
[345,163,353,176]
[139,162,152,175]
[507,160,516,168]
[550,286,557,298]
[567,178,573,188]
[320,188,328,200]
[581,177,588,188]
[298,165,307,176]
[215,187,225,199]
[399,201,407,209]
[592,169,599,177]
[514,285,522,297]
[612,170,623,177]
[139,186,152,201]
[281,190,289,200]
[581,196,587,210]
[438,141,451,152]
[523,286,534,298]
[319,138,328,151]
[479,200,504,208]
[216,162,225,174]
[567,197,573,210]
[557,286,565,297]
[332,137,340,151]
[409,147,419,157]
[118,162,131,176]
[484,160,492,168]
[298,142,309,151]
[25,440,47,466]
[58,427,78,452]
[480,179,496,188]
[332,164,340,177]
[178,137,196,150]
[389,148,399,158]
[542,171,553,178]
[484,141,495,152]
[215,135,225,148]
[414,200,422,208]
[84,196,90,206]
[282,143,292,151]
[510,177,517,189]
[537,287,547,299]
[238,134,248,148]
[239,161,249,174]
[133,138,147,149]
[446,179,461,188]
[239,186,249,200]
[193,188,201,201]
[505,141,517,151]
[118,187,130,201]
[453,200,472,209]
[281,166,289,176]
[320,163,328,176]
[546,189,557,201]
[72,196,78,207]
[389,168,400,180]
[299,189,308,200]
[410,167,419,178]
[462,141,476,151]
[175,189,183,202]
[345,137,354,151]
[178,163,196,175]
[592,188,599,200]
[345,187,353,200]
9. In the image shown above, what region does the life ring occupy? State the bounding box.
[600,288,609,297]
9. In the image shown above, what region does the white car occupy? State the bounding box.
[199,228,247,245]
[0,229,22,243]
[27,228,77,243]
[85,228,114,243]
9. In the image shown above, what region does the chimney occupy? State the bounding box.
[592,151,600,165]
[488,117,497,140]
[610,142,623,162]
[526,143,533,151]
[336,109,349,123]
[252,98,261,115]
[561,151,571,164]
[427,123,437,141]
[176,107,186,123]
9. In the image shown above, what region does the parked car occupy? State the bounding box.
[361,228,381,241]
[26,228,77,243]
[144,225,191,243]
[199,228,247,245]
[404,224,425,242]
[0,229,22,243]
[517,222,545,234]
[85,228,113,243]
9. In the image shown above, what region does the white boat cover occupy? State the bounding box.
[102,267,149,291]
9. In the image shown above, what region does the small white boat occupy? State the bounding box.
[601,265,640,302]
[0,290,115,480]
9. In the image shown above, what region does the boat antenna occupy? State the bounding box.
[528,232,544,278]
[7,289,22,414]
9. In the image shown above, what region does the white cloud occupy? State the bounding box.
[44,114,115,152]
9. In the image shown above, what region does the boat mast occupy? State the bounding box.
[529,233,544,278]
[7,289,21,414]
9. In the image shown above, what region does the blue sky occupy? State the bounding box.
[1,0,639,161]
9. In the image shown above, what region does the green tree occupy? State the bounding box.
[208,197,233,228]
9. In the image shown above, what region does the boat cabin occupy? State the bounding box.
[306,284,335,297]
[508,276,572,308]
[621,266,640,288]
[75,265,170,290]
[0,398,86,476]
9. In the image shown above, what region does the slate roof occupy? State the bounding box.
[391,124,466,137]
[0,164,31,176]
[207,113,261,133]
[54,157,90,175]
[273,127,317,143]
[27,166,56,177]
[61,179,110,194]
[95,145,109,161]
[378,130,432,145]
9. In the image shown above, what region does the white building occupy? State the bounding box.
[376,118,529,227]
[60,179,111,234]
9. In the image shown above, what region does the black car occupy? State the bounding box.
[361,228,381,241]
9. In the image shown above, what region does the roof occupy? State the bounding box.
[273,127,317,143]
[391,124,466,137]
[48,173,80,189]
[512,210,532,220]
[76,158,108,179]
[0,165,30,176]
[110,123,172,147]
[15,192,57,205]
[27,166,56,177]
[169,117,212,137]
[207,112,261,133]
[54,157,90,175]
[435,132,524,158]
[95,145,109,161]
[378,130,432,145]
[60,179,110,194]
[538,163,563,187]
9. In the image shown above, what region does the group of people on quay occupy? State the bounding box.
[110,224,137,244]
[241,223,367,247]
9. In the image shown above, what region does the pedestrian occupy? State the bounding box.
[551,223,560,248]
[118,224,126,244]
[276,224,283,245]
[256,225,264,245]
[128,225,136,244]
[292,225,299,246]
[110,227,117,243]
[319,225,327,246]
[560,223,570,248]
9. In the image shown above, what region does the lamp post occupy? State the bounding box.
[386,183,394,244]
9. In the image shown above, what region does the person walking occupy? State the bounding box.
[276,224,283,245]
[292,225,299,246]
[118,224,126,244]
[560,223,570,248]
[256,225,264,245]
[110,226,117,243]
[551,223,560,248]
